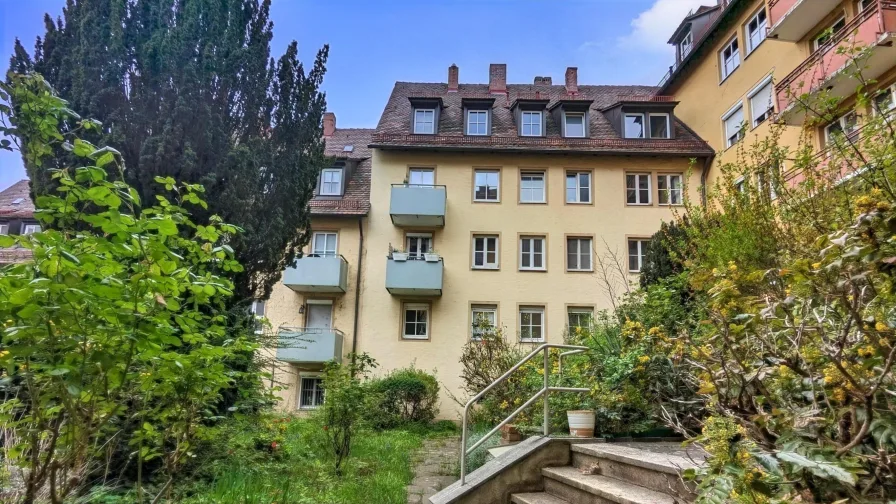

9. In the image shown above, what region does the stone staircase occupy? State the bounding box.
[509,443,702,504]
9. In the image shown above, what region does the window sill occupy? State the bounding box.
[519,201,547,205]
[298,406,321,410]
[566,269,594,273]
[401,337,430,342]
[628,270,641,274]
[719,68,739,86]
[520,339,545,344]
[472,266,500,271]
[565,200,592,205]
[744,39,766,60]
[519,268,547,273]
[657,203,684,207]
[473,199,501,204]
[626,203,654,207]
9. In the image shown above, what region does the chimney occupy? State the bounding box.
[448,64,459,92]
[489,63,507,94]
[323,112,336,137]
[565,67,578,95]
[534,76,553,86]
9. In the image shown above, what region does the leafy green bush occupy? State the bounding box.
[367,366,440,429]
[318,353,378,476]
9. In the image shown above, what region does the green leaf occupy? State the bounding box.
[49,368,70,376]
[776,451,857,486]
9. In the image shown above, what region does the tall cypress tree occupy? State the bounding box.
[9,0,329,300]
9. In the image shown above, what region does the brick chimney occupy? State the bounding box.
[489,63,507,94]
[448,64,459,92]
[565,67,578,95]
[534,76,553,86]
[323,112,336,137]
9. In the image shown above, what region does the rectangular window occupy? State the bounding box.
[657,174,684,205]
[471,304,497,340]
[408,168,435,185]
[311,232,338,257]
[23,225,41,235]
[472,235,499,269]
[320,168,343,196]
[467,110,489,136]
[519,236,546,271]
[406,233,432,259]
[414,109,435,134]
[745,9,767,53]
[474,170,500,202]
[519,306,545,342]
[402,303,430,340]
[724,104,745,148]
[814,16,846,50]
[648,113,671,139]
[520,171,546,203]
[858,0,875,12]
[874,85,896,115]
[251,299,266,334]
[521,111,542,136]
[626,173,651,205]
[567,307,593,332]
[825,111,859,145]
[566,237,592,271]
[0,224,7,235]
[749,80,774,127]
[299,376,325,409]
[564,112,585,138]
[628,239,649,272]
[566,171,591,203]
[720,36,740,80]
[624,113,645,138]
[734,177,746,193]
[680,31,693,58]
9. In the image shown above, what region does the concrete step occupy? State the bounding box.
[511,492,570,504]
[542,466,682,504]
[571,444,699,499]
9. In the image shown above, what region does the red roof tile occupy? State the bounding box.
[312,129,374,216]
[0,247,33,265]
[0,180,35,219]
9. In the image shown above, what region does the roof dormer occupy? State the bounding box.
[510,98,550,137]
[409,97,443,135]
[602,98,679,140]
[549,99,594,138]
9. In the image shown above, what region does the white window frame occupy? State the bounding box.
[406,233,433,259]
[566,237,593,272]
[624,113,646,139]
[628,239,649,273]
[748,76,775,127]
[320,168,343,196]
[0,224,7,235]
[745,8,767,54]
[519,171,546,203]
[657,173,684,205]
[825,111,859,145]
[563,112,586,138]
[251,299,266,334]
[567,307,594,332]
[720,36,741,80]
[626,173,652,205]
[519,306,545,343]
[472,235,499,270]
[471,304,497,340]
[734,176,747,193]
[519,236,546,271]
[414,108,436,134]
[408,167,435,186]
[648,113,671,139]
[473,169,501,202]
[298,373,325,409]
[23,224,41,235]
[311,231,338,257]
[680,31,693,58]
[873,84,896,115]
[402,303,430,340]
[814,16,846,51]
[723,102,745,148]
[858,0,875,12]
[521,111,542,137]
[467,109,489,136]
[566,171,592,204]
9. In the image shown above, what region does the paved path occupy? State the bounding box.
[407,436,460,504]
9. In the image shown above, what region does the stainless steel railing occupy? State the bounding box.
[458,343,590,485]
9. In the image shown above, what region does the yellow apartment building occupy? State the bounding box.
[660,0,896,186]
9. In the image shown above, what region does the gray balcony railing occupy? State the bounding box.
[282,254,348,293]
[385,254,443,296]
[389,184,447,228]
[276,327,344,364]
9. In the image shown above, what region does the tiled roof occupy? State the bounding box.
[311,129,373,216]
[0,179,35,219]
[372,83,713,156]
[0,248,33,265]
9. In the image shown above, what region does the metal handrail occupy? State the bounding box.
[459,343,590,485]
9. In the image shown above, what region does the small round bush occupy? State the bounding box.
[367,367,439,429]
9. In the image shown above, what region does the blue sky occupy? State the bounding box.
[0,0,706,189]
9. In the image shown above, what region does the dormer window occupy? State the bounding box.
[624,113,645,138]
[563,112,586,138]
[467,110,489,136]
[680,31,693,58]
[414,109,436,134]
[648,113,671,139]
[521,111,542,136]
[320,168,343,196]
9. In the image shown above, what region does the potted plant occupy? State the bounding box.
[392,251,408,261]
[424,250,440,262]
[567,410,595,438]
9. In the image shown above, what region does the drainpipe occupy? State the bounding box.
[350,216,364,368]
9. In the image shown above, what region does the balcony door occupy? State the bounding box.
[406,233,432,259]
[312,232,337,257]
[306,303,332,331]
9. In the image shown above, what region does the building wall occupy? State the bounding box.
[355,149,701,417]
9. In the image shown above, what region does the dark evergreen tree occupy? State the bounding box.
[639,220,688,288]
[9,0,329,300]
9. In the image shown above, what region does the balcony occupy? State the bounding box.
[385,253,443,296]
[282,255,348,293]
[768,0,844,41]
[389,184,447,228]
[276,327,344,364]
[775,2,896,125]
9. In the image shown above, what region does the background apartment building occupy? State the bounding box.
[661,0,896,186]
[0,179,38,265]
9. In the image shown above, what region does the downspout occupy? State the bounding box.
[350,216,364,366]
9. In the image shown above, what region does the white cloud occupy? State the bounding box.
[619,0,708,53]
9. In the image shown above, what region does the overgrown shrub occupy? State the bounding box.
[317,353,377,476]
[367,366,440,429]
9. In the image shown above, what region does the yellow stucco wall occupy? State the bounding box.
[354,150,701,418]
